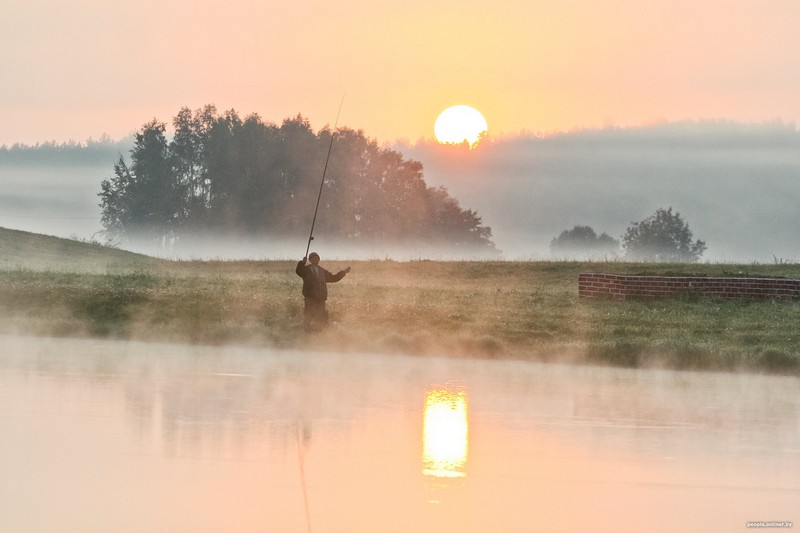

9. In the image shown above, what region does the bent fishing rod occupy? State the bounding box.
[304,94,345,259]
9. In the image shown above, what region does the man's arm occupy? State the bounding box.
[295,257,307,277]
[326,266,351,283]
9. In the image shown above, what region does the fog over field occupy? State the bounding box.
[406,121,800,262]
[2,120,799,261]
[0,165,103,240]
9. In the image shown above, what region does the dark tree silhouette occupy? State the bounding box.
[100,120,178,244]
[99,106,497,254]
[622,207,706,262]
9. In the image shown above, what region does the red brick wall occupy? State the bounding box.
[578,273,800,300]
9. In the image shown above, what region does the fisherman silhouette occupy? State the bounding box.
[295,252,351,332]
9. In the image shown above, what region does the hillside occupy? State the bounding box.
[0,226,158,272]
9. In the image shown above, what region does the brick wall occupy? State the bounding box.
[578,272,800,301]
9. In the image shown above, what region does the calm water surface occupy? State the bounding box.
[0,335,797,532]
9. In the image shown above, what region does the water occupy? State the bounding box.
[0,335,797,532]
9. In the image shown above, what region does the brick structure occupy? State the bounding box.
[578,272,800,301]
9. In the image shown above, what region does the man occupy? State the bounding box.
[295,252,351,332]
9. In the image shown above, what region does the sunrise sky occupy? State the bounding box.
[2,0,799,147]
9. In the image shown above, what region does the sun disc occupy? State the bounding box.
[434,105,488,147]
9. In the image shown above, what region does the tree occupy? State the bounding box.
[99,106,497,254]
[171,105,217,223]
[99,120,178,245]
[98,156,134,241]
[622,207,706,262]
[550,225,619,258]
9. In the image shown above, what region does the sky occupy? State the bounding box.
[2,0,800,146]
[2,0,800,262]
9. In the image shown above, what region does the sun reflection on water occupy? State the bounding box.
[422,387,469,478]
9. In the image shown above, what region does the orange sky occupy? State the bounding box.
[2,0,799,146]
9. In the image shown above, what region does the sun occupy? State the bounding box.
[434,105,488,148]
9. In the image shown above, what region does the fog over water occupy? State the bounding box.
[1,335,797,532]
[2,121,799,261]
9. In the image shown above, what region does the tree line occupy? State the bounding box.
[550,207,707,262]
[99,106,496,253]
[0,136,132,166]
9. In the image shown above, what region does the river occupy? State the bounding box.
[0,335,797,532]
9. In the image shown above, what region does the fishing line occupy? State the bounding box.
[297,422,312,533]
[304,93,345,259]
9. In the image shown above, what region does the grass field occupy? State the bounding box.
[1,226,799,374]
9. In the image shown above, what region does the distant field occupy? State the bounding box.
[1,227,799,374]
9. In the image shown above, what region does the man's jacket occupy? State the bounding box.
[295,261,347,301]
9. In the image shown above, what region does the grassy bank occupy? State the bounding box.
[1,253,799,374]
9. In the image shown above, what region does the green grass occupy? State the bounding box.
[0,226,157,272]
[1,228,799,374]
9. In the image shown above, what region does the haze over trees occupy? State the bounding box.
[0,136,132,166]
[8,120,794,261]
[622,207,706,262]
[98,106,496,254]
[406,120,800,262]
[550,225,619,258]
[551,212,705,262]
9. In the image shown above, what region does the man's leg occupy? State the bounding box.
[304,298,327,332]
[319,302,329,328]
[303,298,315,332]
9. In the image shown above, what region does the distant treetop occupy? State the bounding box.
[622,207,706,262]
[550,225,620,259]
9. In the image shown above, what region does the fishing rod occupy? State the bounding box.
[304,94,345,259]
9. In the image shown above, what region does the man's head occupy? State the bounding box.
[308,252,320,265]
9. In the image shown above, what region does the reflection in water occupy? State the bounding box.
[422,387,469,478]
[2,336,799,532]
